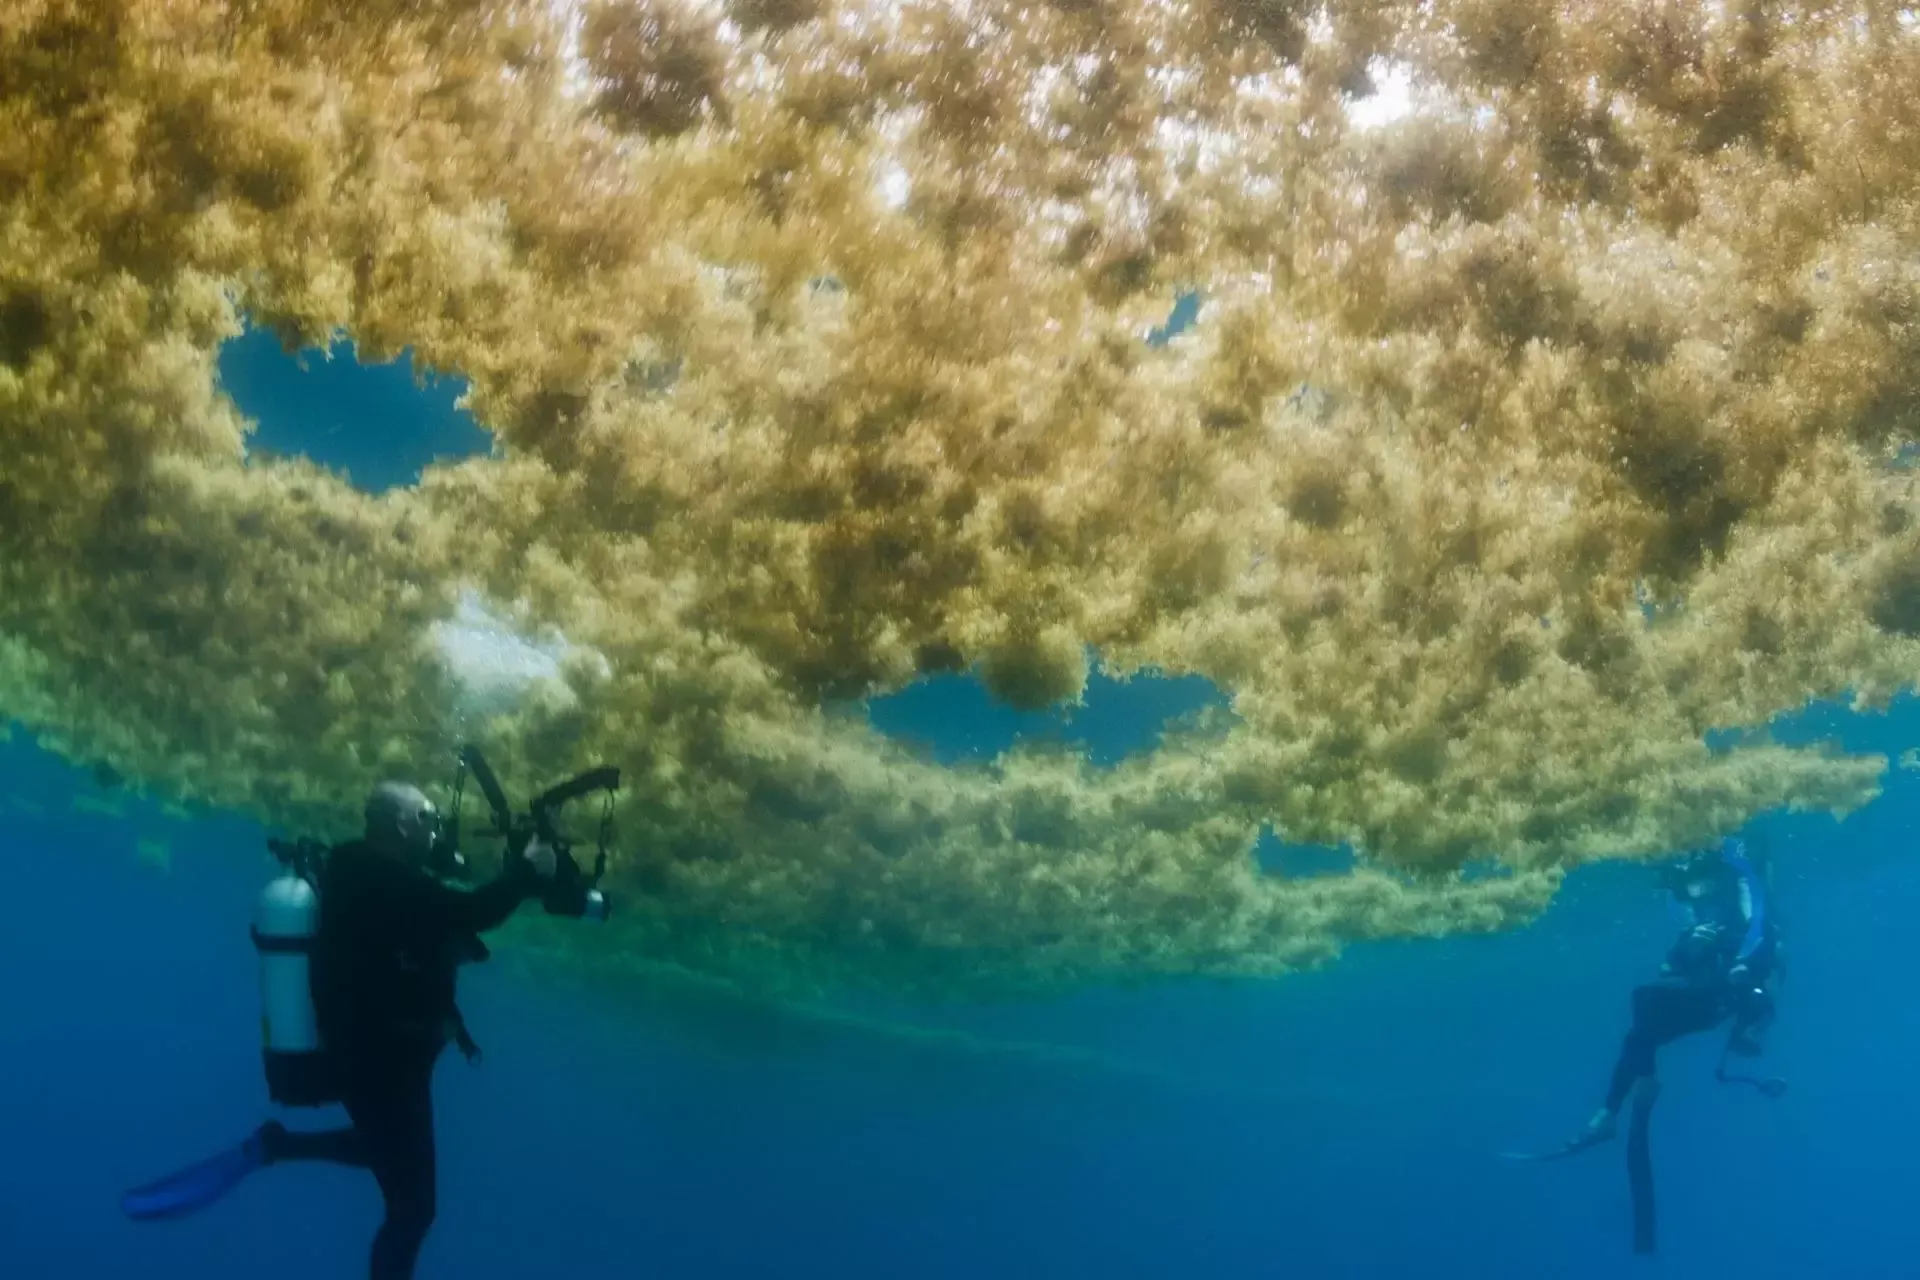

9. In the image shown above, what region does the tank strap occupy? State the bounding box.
[251,927,315,955]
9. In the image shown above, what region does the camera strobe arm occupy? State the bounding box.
[457,745,515,836]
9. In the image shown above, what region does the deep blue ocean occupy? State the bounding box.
[5,332,1917,1279]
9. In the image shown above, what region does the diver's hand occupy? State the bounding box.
[521,836,559,880]
[445,1017,483,1065]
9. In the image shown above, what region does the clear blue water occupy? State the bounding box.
[4,335,1915,1278]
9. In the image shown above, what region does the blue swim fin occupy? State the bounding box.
[121,1125,275,1221]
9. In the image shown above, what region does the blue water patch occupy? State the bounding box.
[1707,690,1920,757]
[1254,827,1356,878]
[219,327,490,491]
[216,290,1198,491]
[1147,291,1201,348]
[1704,725,1754,754]
[0,722,256,861]
[865,667,1228,767]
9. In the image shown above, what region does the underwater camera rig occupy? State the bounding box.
[265,744,620,922]
[449,744,619,922]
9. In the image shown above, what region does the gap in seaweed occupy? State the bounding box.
[219,326,490,492]
[863,665,1228,768]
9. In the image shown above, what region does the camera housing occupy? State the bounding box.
[452,745,619,922]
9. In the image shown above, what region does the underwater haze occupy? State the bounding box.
[6,656,1920,1278]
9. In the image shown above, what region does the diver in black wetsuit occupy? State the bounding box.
[122,780,556,1280]
[1539,836,1783,1158]
[258,781,557,1279]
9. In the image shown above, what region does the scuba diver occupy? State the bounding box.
[121,779,558,1280]
[1593,836,1780,1148]
[1526,836,1783,1158]
[1506,835,1786,1252]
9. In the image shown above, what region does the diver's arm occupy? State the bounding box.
[360,847,539,938]
[1664,922,1722,976]
[1721,838,1767,966]
[429,856,541,935]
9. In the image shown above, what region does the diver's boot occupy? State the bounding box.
[1560,1107,1619,1155]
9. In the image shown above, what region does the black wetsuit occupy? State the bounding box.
[1602,977,1730,1112]
[264,840,538,1280]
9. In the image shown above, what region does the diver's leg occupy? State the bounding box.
[1603,982,1724,1112]
[1725,982,1776,1058]
[1523,983,1721,1159]
[346,1061,439,1280]
[259,1121,370,1168]
[1603,1026,1659,1115]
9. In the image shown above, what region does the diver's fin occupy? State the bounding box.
[1626,1078,1661,1256]
[121,1125,275,1221]
[1499,1139,1601,1163]
[1499,1110,1619,1162]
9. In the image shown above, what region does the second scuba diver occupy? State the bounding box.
[1529,835,1785,1160]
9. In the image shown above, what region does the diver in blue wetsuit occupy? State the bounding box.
[123,781,557,1279]
[1552,836,1783,1157]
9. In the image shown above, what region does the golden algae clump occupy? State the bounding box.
[0,0,1916,996]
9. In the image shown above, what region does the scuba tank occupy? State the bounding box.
[253,839,338,1107]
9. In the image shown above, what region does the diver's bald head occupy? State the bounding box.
[364,781,440,861]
